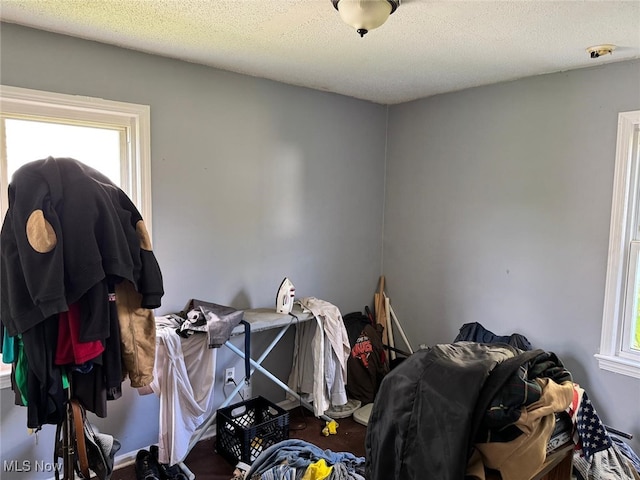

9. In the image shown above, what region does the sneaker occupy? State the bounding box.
[324,399,361,419]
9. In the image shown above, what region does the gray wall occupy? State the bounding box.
[384,60,640,452]
[0,23,386,477]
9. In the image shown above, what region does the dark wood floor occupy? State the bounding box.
[112,406,367,480]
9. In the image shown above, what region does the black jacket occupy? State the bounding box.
[1,157,163,339]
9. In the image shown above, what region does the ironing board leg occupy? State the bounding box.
[177,462,195,480]
[225,337,334,423]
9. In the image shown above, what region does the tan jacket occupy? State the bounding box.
[115,280,156,387]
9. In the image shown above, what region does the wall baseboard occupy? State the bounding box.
[114,424,218,472]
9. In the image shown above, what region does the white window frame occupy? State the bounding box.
[0,85,152,225]
[0,85,152,388]
[596,110,640,379]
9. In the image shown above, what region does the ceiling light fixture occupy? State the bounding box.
[332,0,400,38]
[586,44,616,59]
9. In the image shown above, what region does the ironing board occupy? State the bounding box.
[178,305,332,478]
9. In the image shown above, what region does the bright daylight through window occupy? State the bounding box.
[0,85,152,388]
[597,110,640,379]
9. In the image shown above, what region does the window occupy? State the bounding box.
[597,110,640,379]
[0,85,152,388]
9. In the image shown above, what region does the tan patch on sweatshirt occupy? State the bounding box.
[136,220,153,251]
[26,209,57,253]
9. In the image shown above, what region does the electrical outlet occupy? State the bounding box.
[225,367,235,384]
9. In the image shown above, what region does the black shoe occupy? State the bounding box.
[158,463,189,480]
[135,449,161,480]
[148,445,188,480]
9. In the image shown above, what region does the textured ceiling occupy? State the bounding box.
[1,0,640,104]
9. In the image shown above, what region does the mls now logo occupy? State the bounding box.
[3,460,62,473]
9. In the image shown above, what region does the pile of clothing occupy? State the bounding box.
[366,341,574,480]
[366,322,640,480]
[234,439,365,480]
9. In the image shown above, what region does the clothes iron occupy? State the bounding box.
[276,277,295,314]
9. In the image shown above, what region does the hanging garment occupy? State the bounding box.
[287,298,351,416]
[288,318,325,412]
[345,321,388,405]
[150,315,217,466]
[20,317,67,428]
[1,157,164,338]
[0,157,164,427]
[55,303,104,366]
[115,280,157,388]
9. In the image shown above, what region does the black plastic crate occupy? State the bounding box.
[216,396,289,465]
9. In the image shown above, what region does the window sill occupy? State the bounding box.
[594,353,640,379]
